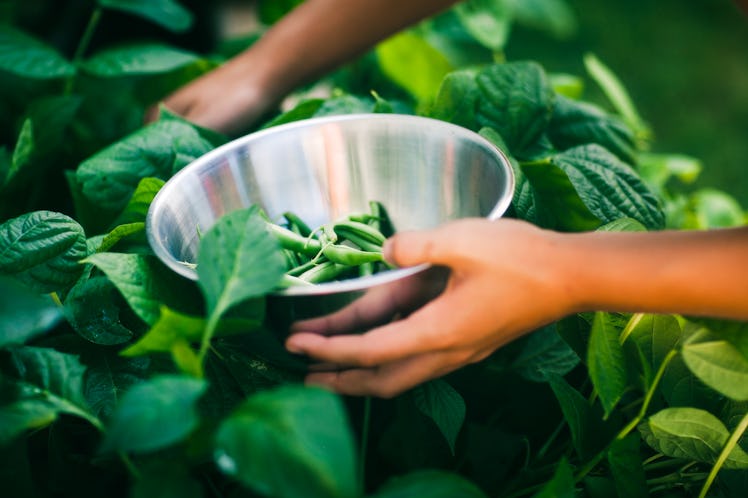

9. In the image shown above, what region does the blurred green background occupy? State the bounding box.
[506,0,748,202]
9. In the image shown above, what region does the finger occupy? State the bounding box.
[383,219,483,269]
[304,349,464,398]
[285,287,477,367]
[289,266,448,336]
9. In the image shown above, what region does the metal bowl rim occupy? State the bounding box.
[146,113,515,295]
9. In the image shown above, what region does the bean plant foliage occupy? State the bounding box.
[1,1,747,498]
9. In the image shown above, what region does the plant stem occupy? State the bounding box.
[65,7,102,94]
[358,396,372,495]
[573,349,678,483]
[697,410,748,498]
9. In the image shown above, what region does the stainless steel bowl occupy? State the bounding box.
[147,114,514,367]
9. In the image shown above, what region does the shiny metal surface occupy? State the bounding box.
[147,114,514,361]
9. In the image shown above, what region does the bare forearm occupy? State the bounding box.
[558,227,748,320]
[240,0,459,102]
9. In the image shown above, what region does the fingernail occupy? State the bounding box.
[285,337,305,354]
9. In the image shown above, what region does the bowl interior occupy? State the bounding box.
[147,114,514,286]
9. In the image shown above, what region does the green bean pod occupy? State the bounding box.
[321,243,383,266]
[298,261,350,284]
[333,220,386,245]
[336,230,382,253]
[266,222,322,256]
[282,211,313,237]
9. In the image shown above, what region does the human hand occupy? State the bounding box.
[144,53,275,136]
[285,218,578,397]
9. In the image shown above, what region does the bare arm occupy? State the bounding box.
[285,219,748,397]
[148,0,459,135]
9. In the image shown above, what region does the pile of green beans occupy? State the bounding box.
[272,200,395,288]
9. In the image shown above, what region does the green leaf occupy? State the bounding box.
[371,469,488,498]
[543,144,664,230]
[548,95,636,164]
[0,210,88,293]
[83,252,199,326]
[83,351,153,420]
[531,458,575,498]
[0,26,75,79]
[595,217,646,232]
[256,0,305,24]
[76,118,210,212]
[639,407,748,469]
[637,152,702,193]
[0,276,61,347]
[454,0,512,52]
[583,53,650,141]
[607,434,648,498]
[261,98,326,129]
[587,312,627,417]
[0,346,100,443]
[476,61,555,157]
[197,206,286,321]
[376,30,453,105]
[214,385,358,498]
[626,314,681,388]
[510,325,580,383]
[683,188,747,229]
[547,373,607,461]
[428,69,480,130]
[100,374,206,453]
[97,222,146,253]
[63,274,133,345]
[9,119,34,179]
[508,0,578,40]
[113,177,165,225]
[520,157,600,231]
[98,0,194,33]
[80,43,200,77]
[412,379,466,455]
[682,340,748,401]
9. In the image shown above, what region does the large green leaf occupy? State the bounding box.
[0,276,61,347]
[371,470,488,498]
[520,156,599,231]
[76,118,212,211]
[682,340,748,401]
[0,210,88,293]
[548,95,636,164]
[639,407,748,469]
[80,43,200,77]
[83,252,200,326]
[113,177,165,225]
[509,325,580,383]
[376,30,453,105]
[587,312,627,418]
[197,206,286,321]
[214,385,358,498]
[626,314,681,388]
[0,26,75,79]
[98,0,194,33]
[63,275,133,345]
[529,144,665,230]
[0,346,100,443]
[476,61,555,157]
[100,374,206,453]
[412,379,466,455]
[547,373,610,461]
[429,69,481,130]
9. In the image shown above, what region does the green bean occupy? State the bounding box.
[266,222,322,256]
[282,211,312,237]
[333,220,386,245]
[286,259,319,277]
[298,261,350,284]
[336,230,383,253]
[321,244,383,266]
